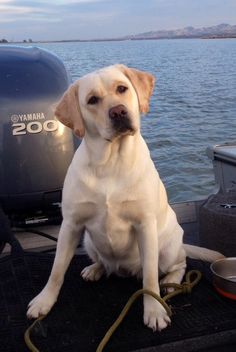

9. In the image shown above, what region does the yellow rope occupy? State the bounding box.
[24,270,202,352]
[96,270,201,352]
[24,315,46,352]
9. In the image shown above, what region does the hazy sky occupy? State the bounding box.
[1,0,236,41]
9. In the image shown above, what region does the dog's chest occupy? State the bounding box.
[87,188,133,230]
[84,199,134,257]
[81,177,139,255]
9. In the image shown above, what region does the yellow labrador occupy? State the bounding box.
[27,64,223,331]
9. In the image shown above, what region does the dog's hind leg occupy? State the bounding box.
[81,231,105,281]
[160,258,186,293]
[159,225,187,293]
[81,262,105,281]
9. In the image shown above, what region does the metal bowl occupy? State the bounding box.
[210,258,236,300]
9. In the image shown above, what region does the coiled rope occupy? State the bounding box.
[25,270,202,352]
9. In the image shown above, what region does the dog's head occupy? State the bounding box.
[55,64,155,141]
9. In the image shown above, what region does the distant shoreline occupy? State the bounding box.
[2,35,236,45]
[1,23,236,44]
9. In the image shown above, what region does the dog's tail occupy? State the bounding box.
[183,244,225,263]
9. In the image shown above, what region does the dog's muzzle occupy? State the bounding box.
[109,105,134,135]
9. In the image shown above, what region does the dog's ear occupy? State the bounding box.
[55,83,85,138]
[117,64,155,114]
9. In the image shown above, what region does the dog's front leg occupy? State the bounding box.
[27,221,83,319]
[137,218,171,331]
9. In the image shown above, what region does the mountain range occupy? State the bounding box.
[123,24,236,40]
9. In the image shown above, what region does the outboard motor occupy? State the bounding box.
[0,46,76,226]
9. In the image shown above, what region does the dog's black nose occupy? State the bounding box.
[109,105,128,120]
[108,104,134,135]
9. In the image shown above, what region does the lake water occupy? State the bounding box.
[33,39,236,202]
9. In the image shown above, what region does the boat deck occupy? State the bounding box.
[1,251,236,352]
[1,200,236,351]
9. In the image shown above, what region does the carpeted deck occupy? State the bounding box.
[0,252,236,352]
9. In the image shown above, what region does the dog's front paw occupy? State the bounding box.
[81,262,105,281]
[144,295,171,331]
[27,288,57,319]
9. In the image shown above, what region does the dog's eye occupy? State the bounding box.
[88,96,99,105]
[117,85,128,94]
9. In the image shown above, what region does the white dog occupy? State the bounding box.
[27,64,223,331]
